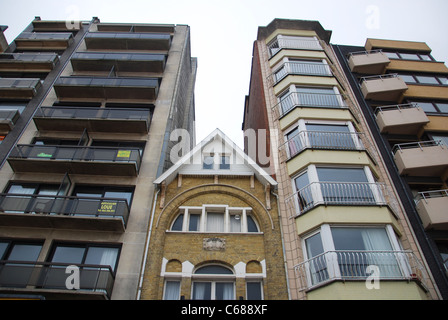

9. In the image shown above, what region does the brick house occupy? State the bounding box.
[139,128,288,300]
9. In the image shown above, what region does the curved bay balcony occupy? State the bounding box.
[281,130,365,160]
[294,250,427,293]
[33,106,151,133]
[286,181,387,217]
[7,144,142,176]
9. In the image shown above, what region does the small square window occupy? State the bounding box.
[203,155,214,170]
[220,155,230,170]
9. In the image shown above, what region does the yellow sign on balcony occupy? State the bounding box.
[117,150,131,158]
[98,201,117,214]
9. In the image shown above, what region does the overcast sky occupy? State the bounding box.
[1,0,447,147]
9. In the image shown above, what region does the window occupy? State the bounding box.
[49,243,120,272]
[409,100,448,114]
[302,225,405,287]
[268,35,322,57]
[170,206,259,233]
[274,58,331,83]
[72,185,134,205]
[203,155,214,169]
[246,282,263,300]
[163,280,181,300]
[383,51,434,61]
[220,155,230,170]
[278,86,343,116]
[192,265,235,300]
[0,240,43,287]
[398,73,448,86]
[291,165,382,215]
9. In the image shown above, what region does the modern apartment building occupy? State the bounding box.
[139,129,288,300]
[0,17,196,300]
[242,18,440,299]
[333,38,448,299]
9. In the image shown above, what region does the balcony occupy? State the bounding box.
[8,144,142,176]
[70,52,166,74]
[0,261,114,300]
[294,250,426,292]
[348,50,390,74]
[0,53,59,72]
[273,91,347,119]
[360,74,408,101]
[375,103,429,135]
[282,130,365,160]
[0,109,20,132]
[269,61,333,86]
[14,32,73,51]
[286,182,387,217]
[0,193,129,232]
[0,78,42,100]
[84,32,171,51]
[32,20,81,32]
[33,106,151,133]
[53,76,159,101]
[393,141,448,176]
[416,190,448,230]
[268,37,322,58]
[96,23,175,34]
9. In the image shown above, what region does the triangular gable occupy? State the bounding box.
[154,128,277,187]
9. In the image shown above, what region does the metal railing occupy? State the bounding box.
[270,61,332,85]
[374,103,420,116]
[294,250,426,291]
[267,37,322,58]
[17,32,73,40]
[0,260,115,298]
[0,52,59,63]
[0,109,20,124]
[273,91,346,118]
[55,76,158,88]
[72,52,165,62]
[359,73,400,84]
[415,189,448,204]
[0,78,41,89]
[36,106,151,128]
[347,49,384,58]
[285,182,387,217]
[86,32,170,41]
[281,130,365,159]
[0,193,130,225]
[9,144,142,171]
[392,140,443,155]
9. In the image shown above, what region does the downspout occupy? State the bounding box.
[272,191,291,300]
[137,187,160,300]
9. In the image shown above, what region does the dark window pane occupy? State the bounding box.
[247,282,262,300]
[171,214,184,231]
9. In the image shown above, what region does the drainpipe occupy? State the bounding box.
[272,191,291,300]
[136,187,160,300]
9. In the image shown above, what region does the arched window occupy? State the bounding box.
[192,264,235,300]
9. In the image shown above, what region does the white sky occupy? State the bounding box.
[1,0,447,147]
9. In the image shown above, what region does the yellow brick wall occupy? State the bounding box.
[140,174,289,300]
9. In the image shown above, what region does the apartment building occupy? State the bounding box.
[242,18,439,299]
[333,38,448,299]
[139,129,288,300]
[0,17,196,300]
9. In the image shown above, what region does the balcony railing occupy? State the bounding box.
[268,38,322,58]
[286,182,387,217]
[0,109,20,128]
[16,32,73,40]
[281,130,365,159]
[273,91,346,118]
[8,144,142,175]
[0,260,114,299]
[269,61,333,85]
[0,52,59,63]
[34,106,151,133]
[294,250,426,291]
[0,193,130,224]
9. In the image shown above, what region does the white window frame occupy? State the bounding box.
[191,265,236,300]
[170,205,260,234]
[302,224,408,288]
